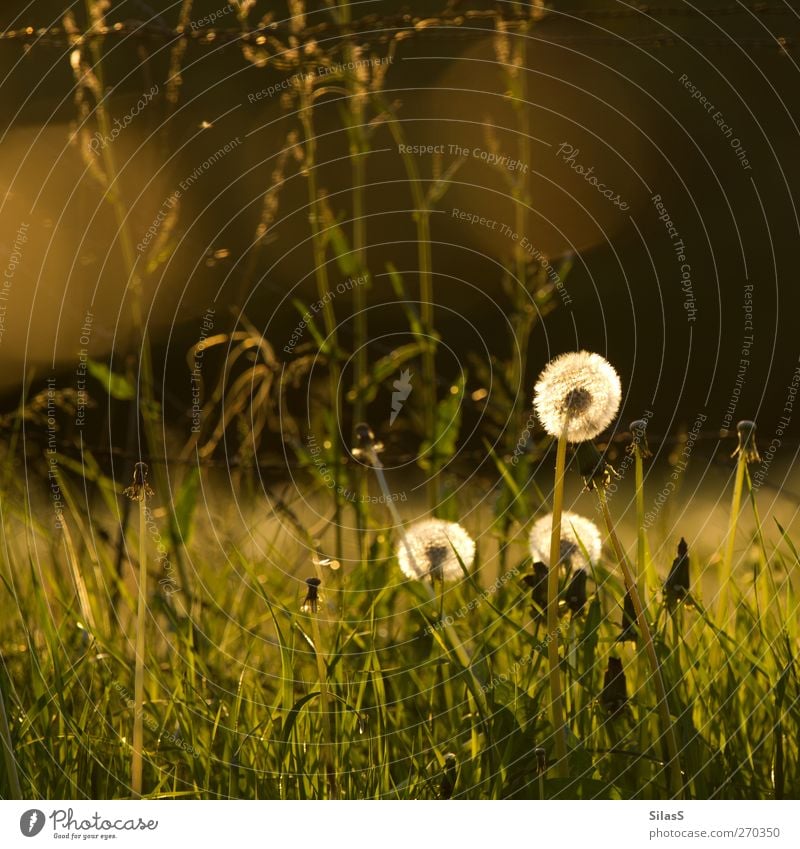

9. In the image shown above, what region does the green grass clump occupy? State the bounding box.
[0,432,798,800]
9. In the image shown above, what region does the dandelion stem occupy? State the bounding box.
[720,451,746,621]
[132,495,147,797]
[597,488,683,798]
[547,432,569,778]
[307,591,337,799]
[633,444,655,596]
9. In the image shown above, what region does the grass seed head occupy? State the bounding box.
[533,351,621,442]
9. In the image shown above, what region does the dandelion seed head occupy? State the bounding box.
[528,510,602,569]
[533,351,621,442]
[396,519,476,583]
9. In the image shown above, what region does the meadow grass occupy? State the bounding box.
[2,0,797,803]
[0,432,798,800]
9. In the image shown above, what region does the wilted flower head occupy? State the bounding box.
[529,511,602,569]
[301,577,322,614]
[628,419,653,458]
[533,351,622,442]
[575,441,620,492]
[351,421,384,463]
[396,519,476,583]
[124,462,154,502]
[732,420,761,464]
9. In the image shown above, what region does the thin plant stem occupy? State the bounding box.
[0,677,21,798]
[341,45,371,565]
[376,106,438,506]
[307,596,337,798]
[61,519,97,635]
[132,496,147,797]
[720,452,746,621]
[634,445,655,597]
[298,86,344,560]
[597,488,683,798]
[82,16,192,607]
[744,466,779,626]
[547,432,569,778]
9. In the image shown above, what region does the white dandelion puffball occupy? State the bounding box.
[533,351,621,442]
[529,511,602,569]
[396,519,476,582]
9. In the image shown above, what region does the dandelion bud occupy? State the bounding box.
[600,656,628,716]
[563,568,588,615]
[617,590,638,643]
[440,753,458,799]
[529,511,602,569]
[733,420,761,464]
[533,351,621,443]
[123,462,154,502]
[534,746,548,775]
[522,561,549,617]
[301,577,322,613]
[396,519,475,584]
[665,537,690,605]
[628,419,652,458]
[575,441,620,491]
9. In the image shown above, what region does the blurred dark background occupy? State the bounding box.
[1,0,799,458]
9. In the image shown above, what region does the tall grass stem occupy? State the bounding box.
[597,488,683,798]
[0,678,21,798]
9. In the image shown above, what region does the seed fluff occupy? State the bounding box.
[533,351,621,442]
[529,510,602,569]
[396,519,476,583]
